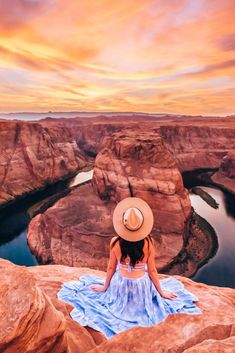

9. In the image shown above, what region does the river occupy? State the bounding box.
[0,170,93,266]
[190,186,235,288]
[0,174,234,289]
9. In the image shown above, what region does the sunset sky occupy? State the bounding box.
[0,0,234,115]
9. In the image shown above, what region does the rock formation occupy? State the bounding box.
[86,274,235,353]
[0,259,67,353]
[40,115,235,174]
[27,130,192,271]
[39,116,127,158]
[211,152,235,194]
[1,115,235,207]
[0,120,87,207]
[1,259,235,353]
[27,183,116,269]
[183,337,235,353]
[160,125,235,172]
[92,130,191,267]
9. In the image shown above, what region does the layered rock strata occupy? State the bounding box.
[0,120,86,206]
[41,116,235,174]
[160,125,235,172]
[27,183,115,269]
[211,152,235,194]
[0,259,67,353]
[1,116,235,208]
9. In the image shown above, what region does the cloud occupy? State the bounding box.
[0,0,234,115]
[180,59,235,80]
[0,45,78,72]
[218,34,235,51]
[0,0,56,32]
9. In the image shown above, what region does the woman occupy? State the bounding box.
[57,197,201,339]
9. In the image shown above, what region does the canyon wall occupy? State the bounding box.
[0,259,68,353]
[160,125,235,172]
[40,116,235,174]
[212,151,235,194]
[27,183,115,269]
[1,116,235,207]
[0,120,87,207]
[39,117,125,158]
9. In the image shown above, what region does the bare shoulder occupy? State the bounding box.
[144,236,156,256]
[110,236,119,248]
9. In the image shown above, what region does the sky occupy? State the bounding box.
[0,0,234,115]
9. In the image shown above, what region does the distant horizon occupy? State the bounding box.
[0,110,235,118]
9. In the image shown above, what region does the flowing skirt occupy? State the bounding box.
[57,271,201,339]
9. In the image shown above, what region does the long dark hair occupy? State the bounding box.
[112,235,153,267]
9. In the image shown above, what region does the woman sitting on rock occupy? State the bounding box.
[57,197,201,339]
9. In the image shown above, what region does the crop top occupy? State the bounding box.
[117,261,147,273]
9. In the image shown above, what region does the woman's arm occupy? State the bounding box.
[147,240,176,300]
[91,237,118,292]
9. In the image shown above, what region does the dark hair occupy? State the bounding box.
[112,235,153,267]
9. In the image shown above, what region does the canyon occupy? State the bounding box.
[1,114,235,274]
[1,115,235,209]
[0,120,87,207]
[1,114,235,352]
[25,115,235,275]
[0,259,235,353]
[27,129,192,271]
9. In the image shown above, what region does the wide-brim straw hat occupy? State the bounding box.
[112,197,154,242]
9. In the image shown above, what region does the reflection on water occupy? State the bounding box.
[69,169,93,187]
[0,169,93,266]
[0,229,38,266]
[223,191,235,218]
[0,211,29,245]
[190,187,235,288]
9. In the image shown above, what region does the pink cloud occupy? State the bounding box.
[218,34,235,51]
[0,0,55,32]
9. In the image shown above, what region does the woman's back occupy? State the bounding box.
[112,236,153,278]
[58,197,201,339]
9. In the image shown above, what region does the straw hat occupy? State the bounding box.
[112,197,154,241]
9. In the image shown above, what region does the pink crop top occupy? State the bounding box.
[117,261,147,273]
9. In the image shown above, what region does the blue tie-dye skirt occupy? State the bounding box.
[57,271,201,339]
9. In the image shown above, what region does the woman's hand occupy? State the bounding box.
[161,291,177,300]
[90,284,107,292]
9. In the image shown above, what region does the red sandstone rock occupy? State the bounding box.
[39,115,235,172]
[183,336,235,353]
[0,120,86,206]
[27,183,116,270]
[92,130,191,268]
[39,116,125,157]
[87,275,235,353]
[28,262,107,350]
[1,259,235,353]
[212,152,235,194]
[0,259,67,353]
[1,115,235,207]
[31,261,235,353]
[39,115,235,203]
[28,130,191,270]
[160,125,235,172]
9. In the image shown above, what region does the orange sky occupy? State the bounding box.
[0,0,234,115]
